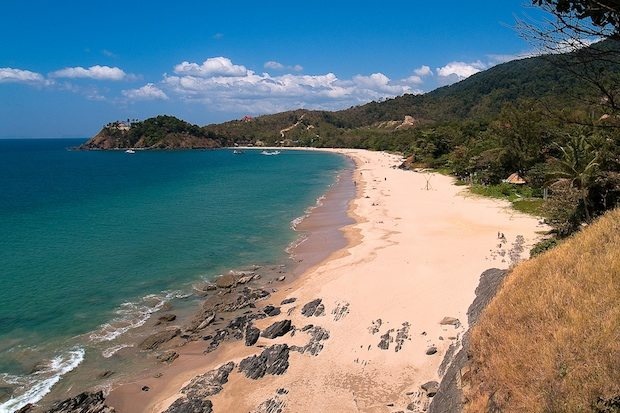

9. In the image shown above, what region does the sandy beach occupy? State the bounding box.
[105,148,546,413]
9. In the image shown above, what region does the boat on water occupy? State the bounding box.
[233,149,244,154]
[125,149,136,154]
[261,150,281,155]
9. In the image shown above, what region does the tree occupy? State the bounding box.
[547,133,600,220]
[522,1,620,115]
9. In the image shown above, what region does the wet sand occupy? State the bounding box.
[107,148,547,413]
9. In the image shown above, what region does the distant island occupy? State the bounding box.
[80,115,226,150]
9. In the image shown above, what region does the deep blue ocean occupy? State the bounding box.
[0,139,346,411]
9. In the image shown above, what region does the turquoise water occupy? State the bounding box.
[0,139,346,411]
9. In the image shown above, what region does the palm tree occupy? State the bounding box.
[548,133,600,221]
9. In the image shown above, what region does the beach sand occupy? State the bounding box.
[106,148,546,413]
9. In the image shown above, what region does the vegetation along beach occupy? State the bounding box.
[0,0,619,412]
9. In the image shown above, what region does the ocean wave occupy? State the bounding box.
[101,343,133,358]
[0,347,84,413]
[88,291,187,343]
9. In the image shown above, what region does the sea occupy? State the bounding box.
[0,139,348,412]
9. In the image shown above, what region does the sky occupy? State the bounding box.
[0,0,547,138]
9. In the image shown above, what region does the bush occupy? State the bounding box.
[529,238,558,257]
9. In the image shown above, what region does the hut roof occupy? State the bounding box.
[505,172,527,184]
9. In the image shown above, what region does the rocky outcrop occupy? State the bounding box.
[290,326,330,356]
[261,320,292,339]
[245,325,260,346]
[164,398,213,413]
[429,268,507,413]
[163,363,234,413]
[139,328,180,350]
[44,391,115,413]
[301,298,324,317]
[239,345,290,379]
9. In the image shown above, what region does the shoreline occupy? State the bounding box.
[103,148,546,413]
[11,148,352,413]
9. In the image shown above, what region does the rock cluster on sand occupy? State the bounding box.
[163,362,234,413]
[301,298,324,317]
[39,391,115,413]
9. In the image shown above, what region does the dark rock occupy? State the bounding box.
[216,273,237,288]
[426,346,438,355]
[276,276,286,281]
[301,298,322,317]
[292,326,330,356]
[46,391,116,413]
[182,362,235,399]
[164,398,213,413]
[421,381,439,397]
[97,370,114,379]
[157,351,179,363]
[139,329,180,350]
[263,305,281,317]
[281,297,297,305]
[395,322,410,352]
[429,269,508,413]
[378,329,393,350]
[238,344,290,379]
[245,326,260,346]
[276,388,288,395]
[141,386,150,392]
[237,275,254,284]
[158,313,177,323]
[205,329,228,353]
[301,324,313,332]
[261,320,292,339]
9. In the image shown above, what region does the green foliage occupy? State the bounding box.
[529,238,559,257]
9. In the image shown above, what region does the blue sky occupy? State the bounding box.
[0,1,545,137]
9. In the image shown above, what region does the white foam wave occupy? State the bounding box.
[101,343,133,358]
[89,291,186,343]
[0,347,84,413]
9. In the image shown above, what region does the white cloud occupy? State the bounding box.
[174,57,248,77]
[162,57,416,113]
[0,67,47,84]
[436,61,487,81]
[264,61,304,72]
[402,75,423,85]
[264,61,284,70]
[414,65,432,76]
[122,83,168,100]
[50,65,127,80]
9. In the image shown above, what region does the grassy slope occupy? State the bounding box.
[465,209,620,412]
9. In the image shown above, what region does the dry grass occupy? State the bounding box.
[465,208,620,413]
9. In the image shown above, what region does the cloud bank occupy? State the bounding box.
[122,83,168,100]
[50,65,127,80]
[0,67,47,84]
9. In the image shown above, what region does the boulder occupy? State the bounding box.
[261,320,292,339]
[425,345,438,355]
[421,381,439,397]
[164,398,213,413]
[139,329,180,350]
[281,297,297,305]
[276,276,286,282]
[439,317,460,327]
[238,344,289,379]
[45,391,115,413]
[245,326,260,346]
[215,274,237,289]
[301,298,322,317]
[182,362,235,398]
[263,305,281,317]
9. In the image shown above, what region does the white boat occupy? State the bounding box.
[261,150,281,155]
[233,149,243,154]
[125,149,136,154]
